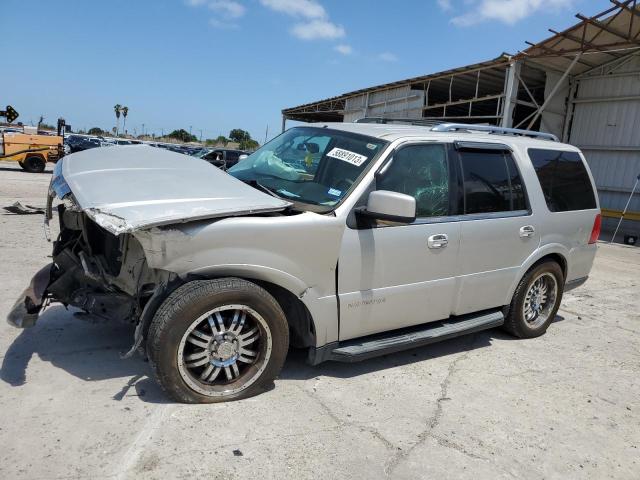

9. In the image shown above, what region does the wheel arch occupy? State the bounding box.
[185,270,318,349]
[138,272,318,358]
[506,246,569,303]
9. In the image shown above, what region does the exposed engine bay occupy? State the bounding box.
[46,202,172,325]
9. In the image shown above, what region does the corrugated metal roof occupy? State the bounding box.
[282,55,512,119]
[282,1,640,121]
[517,0,640,74]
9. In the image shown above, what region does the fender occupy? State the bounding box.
[186,263,339,346]
[188,263,309,297]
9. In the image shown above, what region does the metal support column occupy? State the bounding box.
[527,53,582,129]
[281,115,287,132]
[501,60,521,128]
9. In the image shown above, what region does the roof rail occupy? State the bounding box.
[430,123,559,142]
[355,117,446,127]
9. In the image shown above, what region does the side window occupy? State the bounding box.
[528,149,596,212]
[377,144,450,217]
[459,150,527,214]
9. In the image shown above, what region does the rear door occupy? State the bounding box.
[337,142,462,340]
[453,143,539,315]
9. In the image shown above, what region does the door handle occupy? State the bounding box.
[520,225,535,238]
[428,234,449,249]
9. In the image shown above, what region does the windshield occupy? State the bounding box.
[228,127,387,208]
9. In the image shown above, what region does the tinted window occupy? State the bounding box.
[459,150,527,214]
[528,149,596,212]
[377,144,450,217]
[226,151,240,161]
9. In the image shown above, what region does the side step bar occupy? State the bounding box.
[308,309,504,365]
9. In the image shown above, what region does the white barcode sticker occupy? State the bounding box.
[326,147,368,167]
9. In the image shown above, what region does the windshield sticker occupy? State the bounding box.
[277,189,300,198]
[366,143,378,150]
[327,188,342,197]
[326,147,368,167]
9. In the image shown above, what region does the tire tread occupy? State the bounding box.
[147,278,288,403]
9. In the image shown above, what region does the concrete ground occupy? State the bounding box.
[0,162,638,480]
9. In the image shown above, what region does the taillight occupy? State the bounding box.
[588,213,601,244]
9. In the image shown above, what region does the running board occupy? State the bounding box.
[308,310,504,364]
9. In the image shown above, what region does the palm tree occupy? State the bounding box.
[121,106,129,136]
[114,104,122,137]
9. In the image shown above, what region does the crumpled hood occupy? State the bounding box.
[54,145,291,235]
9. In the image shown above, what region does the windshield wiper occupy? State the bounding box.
[247,180,281,199]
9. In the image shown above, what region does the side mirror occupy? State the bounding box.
[357,190,416,223]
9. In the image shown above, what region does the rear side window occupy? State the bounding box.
[459,150,527,214]
[528,149,596,212]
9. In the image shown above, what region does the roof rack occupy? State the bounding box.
[355,117,446,127]
[355,117,559,142]
[431,123,559,142]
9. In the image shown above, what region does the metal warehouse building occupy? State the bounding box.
[282,1,640,236]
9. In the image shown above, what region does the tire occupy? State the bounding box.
[147,278,289,403]
[22,155,46,173]
[503,261,564,339]
[18,161,27,171]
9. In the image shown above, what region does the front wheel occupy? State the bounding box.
[147,278,289,403]
[503,261,564,339]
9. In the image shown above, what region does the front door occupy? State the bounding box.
[337,143,462,341]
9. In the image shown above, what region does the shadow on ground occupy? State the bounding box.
[0,304,565,404]
[0,166,52,174]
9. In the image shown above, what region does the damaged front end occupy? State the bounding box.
[7,162,173,337]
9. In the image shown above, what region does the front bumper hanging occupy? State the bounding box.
[7,264,53,328]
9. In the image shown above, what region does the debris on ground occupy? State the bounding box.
[3,201,45,215]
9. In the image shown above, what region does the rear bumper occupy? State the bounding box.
[6,264,53,328]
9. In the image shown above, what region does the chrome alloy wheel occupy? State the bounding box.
[177,305,272,397]
[522,272,558,329]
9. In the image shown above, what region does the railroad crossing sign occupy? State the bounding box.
[0,105,19,123]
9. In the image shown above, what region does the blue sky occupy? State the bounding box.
[2,0,605,142]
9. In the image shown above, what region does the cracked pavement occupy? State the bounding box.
[1,163,639,479]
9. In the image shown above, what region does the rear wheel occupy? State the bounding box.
[147,278,289,403]
[21,155,46,173]
[503,261,564,338]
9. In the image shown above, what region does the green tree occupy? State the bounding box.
[229,129,251,144]
[239,138,259,151]
[167,129,198,143]
[88,127,106,136]
[114,104,122,136]
[121,106,129,134]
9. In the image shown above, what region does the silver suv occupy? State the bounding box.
[8,122,601,403]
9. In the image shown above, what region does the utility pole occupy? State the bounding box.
[142,123,145,136]
[199,129,203,142]
[264,124,269,144]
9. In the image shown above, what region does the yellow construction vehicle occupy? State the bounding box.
[0,106,66,173]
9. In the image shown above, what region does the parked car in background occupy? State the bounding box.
[200,148,249,169]
[65,135,101,153]
[8,122,600,403]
